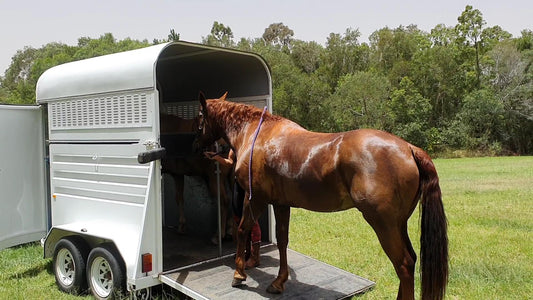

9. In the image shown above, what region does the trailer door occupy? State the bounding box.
[0,105,47,250]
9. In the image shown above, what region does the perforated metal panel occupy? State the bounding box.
[161,101,198,119]
[49,92,149,130]
[160,96,269,120]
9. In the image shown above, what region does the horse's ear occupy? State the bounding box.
[199,91,207,114]
[220,92,228,101]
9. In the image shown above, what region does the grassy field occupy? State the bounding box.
[290,156,533,299]
[1,156,531,299]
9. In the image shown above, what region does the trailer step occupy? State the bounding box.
[160,244,375,300]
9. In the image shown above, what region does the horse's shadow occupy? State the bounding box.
[235,255,350,299]
[175,248,363,300]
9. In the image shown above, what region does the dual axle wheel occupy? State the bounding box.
[53,238,125,299]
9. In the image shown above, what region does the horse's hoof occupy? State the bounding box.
[232,278,245,287]
[266,284,283,294]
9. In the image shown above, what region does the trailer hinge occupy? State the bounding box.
[143,140,159,150]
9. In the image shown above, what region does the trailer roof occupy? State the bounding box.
[36,41,270,103]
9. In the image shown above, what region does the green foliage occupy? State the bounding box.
[515,29,533,51]
[203,21,234,47]
[449,89,505,152]
[290,40,323,74]
[324,71,390,132]
[1,43,76,104]
[1,6,531,154]
[262,22,294,50]
[319,28,369,90]
[387,77,432,147]
[0,34,149,104]
[411,44,466,125]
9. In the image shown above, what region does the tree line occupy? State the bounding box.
[1,5,531,155]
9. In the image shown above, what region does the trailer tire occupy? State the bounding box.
[87,245,126,300]
[53,237,89,294]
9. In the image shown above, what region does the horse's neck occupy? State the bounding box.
[209,101,262,154]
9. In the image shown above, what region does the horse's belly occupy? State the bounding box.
[276,179,354,212]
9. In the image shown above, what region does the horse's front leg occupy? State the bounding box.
[232,196,254,286]
[267,205,291,294]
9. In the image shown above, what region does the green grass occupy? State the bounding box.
[290,156,533,299]
[1,157,531,299]
[0,242,92,300]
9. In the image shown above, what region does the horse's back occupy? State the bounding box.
[248,127,420,213]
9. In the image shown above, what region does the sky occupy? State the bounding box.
[1,0,532,77]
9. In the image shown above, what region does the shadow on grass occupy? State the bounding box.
[9,259,53,279]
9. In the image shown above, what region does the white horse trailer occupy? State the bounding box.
[0,41,374,299]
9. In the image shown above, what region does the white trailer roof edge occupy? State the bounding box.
[36,41,272,103]
[36,44,165,102]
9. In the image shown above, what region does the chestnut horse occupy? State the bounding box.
[194,93,448,300]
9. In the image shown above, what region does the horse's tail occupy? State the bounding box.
[411,146,448,300]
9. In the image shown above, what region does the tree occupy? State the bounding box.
[0,43,76,104]
[290,40,323,74]
[369,25,430,86]
[319,28,369,89]
[73,33,149,61]
[203,21,234,48]
[411,43,465,126]
[450,89,505,152]
[153,28,181,44]
[236,37,254,52]
[0,46,39,103]
[262,22,294,50]
[387,77,432,148]
[484,42,533,153]
[323,71,390,132]
[481,25,511,51]
[430,24,456,46]
[0,34,149,104]
[515,29,533,51]
[168,28,180,42]
[455,5,486,87]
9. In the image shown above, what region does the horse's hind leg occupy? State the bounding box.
[175,174,186,234]
[365,213,416,300]
[267,205,291,294]
[207,173,232,244]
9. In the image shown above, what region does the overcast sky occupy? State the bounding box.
[1,0,531,77]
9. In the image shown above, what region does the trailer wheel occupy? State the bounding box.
[53,237,88,294]
[87,245,126,300]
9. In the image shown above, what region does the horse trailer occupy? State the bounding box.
[0,41,374,299]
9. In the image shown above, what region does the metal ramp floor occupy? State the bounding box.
[160,244,375,300]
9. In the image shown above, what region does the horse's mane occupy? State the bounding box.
[207,100,284,133]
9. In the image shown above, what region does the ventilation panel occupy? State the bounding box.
[49,93,149,130]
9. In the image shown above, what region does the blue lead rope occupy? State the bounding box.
[248,106,268,201]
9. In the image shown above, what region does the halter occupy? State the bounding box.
[248,106,268,201]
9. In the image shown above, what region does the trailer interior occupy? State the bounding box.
[154,43,272,272]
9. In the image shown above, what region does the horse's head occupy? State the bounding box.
[192,91,228,153]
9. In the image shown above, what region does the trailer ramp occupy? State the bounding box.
[160,244,374,300]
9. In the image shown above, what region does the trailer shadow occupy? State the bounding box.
[8,258,53,279]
